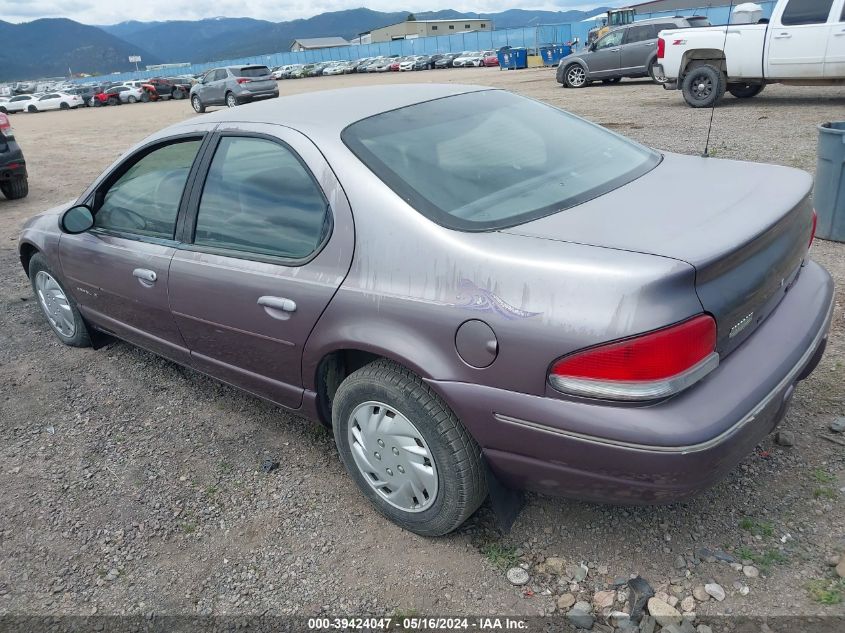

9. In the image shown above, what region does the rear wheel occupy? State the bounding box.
[648,59,666,84]
[28,253,91,347]
[27,105,37,113]
[681,64,725,108]
[172,89,185,100]
[0,176,28,200]
[191,95,205,113]
[225,92,238,108]
[332,360,487,536]
[127,95,137,103]
[140,92,150,103]
[108,97,119,106]
[728,83,765,99]
[563,64,588,88]
[59,102,70,110]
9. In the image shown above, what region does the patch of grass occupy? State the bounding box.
[479,541,520,570]
[392,608,420,629]
[183,522,197,534]
[814,487,837,500]
[812,468,836,484]
[735,546,789,574]
[219,461,233,474]
[739,518,774,538]
[205,485,218,496]
[807,578,845,605]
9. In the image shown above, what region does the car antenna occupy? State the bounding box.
[703,0,736,157]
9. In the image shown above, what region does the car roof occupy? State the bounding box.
[169,84,489,139]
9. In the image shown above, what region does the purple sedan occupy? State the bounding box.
[19,85,833,536]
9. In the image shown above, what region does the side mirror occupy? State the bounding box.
[60,205,94,234]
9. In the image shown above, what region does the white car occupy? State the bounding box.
[452,52,483,67]
[399,57,421,71]
[0,97,8,113]
[110,85,146,103]
[31,92,84,112]
[323,63,347,76]
[4,94,42,113]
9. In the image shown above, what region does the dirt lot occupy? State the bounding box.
[1,67,844,627]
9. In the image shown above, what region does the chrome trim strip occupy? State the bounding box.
[549,352,720,401]
[496,300,834,455]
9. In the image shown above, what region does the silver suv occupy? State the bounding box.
[190,65,279,112]
[557,16,710,88]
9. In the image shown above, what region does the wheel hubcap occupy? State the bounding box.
[568,68,585,86]
[347,401,438,513]
[693,76,712,99]
[227,95,236,107]
[35,271,75,338]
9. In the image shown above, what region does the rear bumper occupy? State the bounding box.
[429,260,834,504]
[0,150,26,181]
[238,88,279,102]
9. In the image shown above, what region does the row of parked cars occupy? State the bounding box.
[0,76,195,114]
[271,51,500,79]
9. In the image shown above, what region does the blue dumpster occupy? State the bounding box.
[539,46,555,66]
[815,122,845,242]
[497,47,527,70]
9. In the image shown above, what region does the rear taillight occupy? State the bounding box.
[549,314,718,401]
[236,78,251,84]
[809,209,818,249]
[657,37,666,59]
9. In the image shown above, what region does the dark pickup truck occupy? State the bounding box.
[0,113,28,200]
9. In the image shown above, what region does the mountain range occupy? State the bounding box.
[0,7,609,81]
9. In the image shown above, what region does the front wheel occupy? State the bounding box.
[59,102,70,110]
[681,64,725,108]
[27,105,37,113]
[0,176,28,200]
[28,253,91,347]
[332,360,487,536]
[728,83,765,99]
[191,95,205,113]
[127,95,137,103]
[563,64,588,88]
[172,89,185,100]
[225,92,238,108]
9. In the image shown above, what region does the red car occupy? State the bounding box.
[483,53,499,67]
[91,88,123,106]
[390,58,403,71]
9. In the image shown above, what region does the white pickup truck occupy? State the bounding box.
[655,0,845,107]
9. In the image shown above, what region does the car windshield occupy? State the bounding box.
[342,90,660,231]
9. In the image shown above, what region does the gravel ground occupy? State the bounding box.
[1,67,844,628]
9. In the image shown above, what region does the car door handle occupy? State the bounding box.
[258,296,297,319]
[774,33,792,39]
[835,31,845,37]
[132,268,157,284]
[610,48,621,52]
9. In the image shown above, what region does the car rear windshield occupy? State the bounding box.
[238,66,271,77]
[342,90,660,231]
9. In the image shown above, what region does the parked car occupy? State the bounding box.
[0,97,8,114]
[190,65,279,112]
[145,78,189,101]
[452,51,483,67]
[272,65,297,79]
[4,94,41,113]
[91,87,124,106]
[400,56,431,71]
[19,85,833,536]
[290,64,312,78]
[103,85,146,104]
[434,52,463,68]
[657,0,845,107]
[65,85,102,106]
[0,112,28,199]
[558,16,710,88]
[29,92,84,111]
[368,58,394,73]
[324,62,348,76]
[482,51,500,67]
[354,58,374,73]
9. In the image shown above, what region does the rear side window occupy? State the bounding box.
[343,90,659,232]
[781,0,834,25]
[238,66,271,77]
[193,136,329,260]
[624,25,654,43]
[95,139,202,239]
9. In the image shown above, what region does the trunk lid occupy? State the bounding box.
[501,152,815,356]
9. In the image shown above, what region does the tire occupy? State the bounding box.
[332,359,487,537]
[191,95,205,113]
[0,106,6,113]
[127,95,137,103]
[225,92,238,108]
[27,105,37,113]
[59,102,70,110]
[681,64,725,108]
[728,83,765,99]
[28,253,91,348]
[563,64,589,88]
[648,59,666,84]
[108,97,119,106]
[0,176,28,200]
[140,92,150,103]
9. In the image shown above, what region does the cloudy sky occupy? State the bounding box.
[0,0,624,25]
